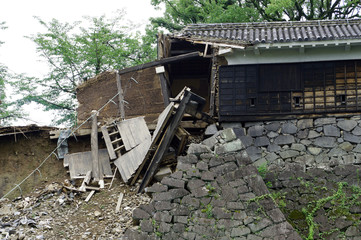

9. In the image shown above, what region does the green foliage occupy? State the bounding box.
[257,162,268,179]
[201,203,213,218]
[247,0,361,21]
[12,12,156,126]
[150,0,260,31]
[151,0,361,32]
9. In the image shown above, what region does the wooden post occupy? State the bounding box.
[91,110,100,181]
[116,72,125,120]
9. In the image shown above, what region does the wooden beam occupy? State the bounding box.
[115,192,124,213]
[118,51,202,75]
[116,72,125,120]
[138,90,193,193]
[91,111,100,181]
[85,190,95,202]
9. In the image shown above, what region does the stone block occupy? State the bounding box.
[265,122,280,132]
[248,218,272,233]
[267,131,279,138]
[191,187,209,198]
[204,123,218,136]
[307,147,322,156]
[153,189,190,201]
[187,143,212,156]
[308,130,321,139]
[254,136,270,147]
[253,158,267,167]
[343,154,355,164]
[171,205,190,216]
[210,162,238,175]
[159,222,171,233]
[279,150,299,159]
[220,128,237,142]
[212,207,232,219]
[154,201,173,211]
[314,117,336,126]
[246,146,262,161]
[154,166,172,181]
[248,125,265,137]
[221,185,238,201]
[176,162,192,172]
[202,136,218,150]
[216,139,245,154]
[323,125,340,137]
[274,135,295,145]
[201,171,216,181]
[267,143,281,153]
[337,119,358,131]
[290,143,306,152]
[233,127,246,137]
[314,136,336,148]
[174,216,188,224]
[139,203,155,215]
[239,136,253,148]
[161,177,185,189]
[281,123,297,134]
[209,156,224,167]
[187,179,206,191]
[181,195,200,208]
[297,119,313,130]
[196,161,208,171]
[339,142,353,151]
[170,171,183,179]
[265,152,278,162]
[352,126,361,136]
[297,129,309,139]
[173,223,186,233]
[268,208,286,223]
[230,227,250,237]
[226,201,245,210]
[327,147,346,157]
[154,211,173,223]
[353,144,361,153]
[344,132,361,144]
[145,183,168,193]
[133,208,150,220]
[140,219,154,232]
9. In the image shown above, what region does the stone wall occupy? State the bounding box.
[124,129,301,240]
[264,164,361,239]
[219,116,361,171]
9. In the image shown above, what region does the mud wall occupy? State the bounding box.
[0,129,95,199]
[76,68,165,127]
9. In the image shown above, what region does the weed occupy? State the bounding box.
[201,203,213,218]
[257,162,268,179]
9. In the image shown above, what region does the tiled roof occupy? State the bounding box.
[174,19,361,45]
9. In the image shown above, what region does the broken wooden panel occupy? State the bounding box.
[100,125,118,160]
[131,102,175,185]
[114,139,151,183]
[116,117,150,151]
[67,149,112,179]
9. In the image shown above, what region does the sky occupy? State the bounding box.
[0,0,164,126]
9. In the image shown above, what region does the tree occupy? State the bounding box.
[247,0,361,21]
[13,12,156,126]
[0,22,21,126]
[151,0,361,32]
[150,0,261,31]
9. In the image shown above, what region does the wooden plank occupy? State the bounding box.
[131,102,175,185]
[85,190,95,202]
[138,90,193,193]
[68,149,112,179]
[117,117,150,151]
[159,73,171,106]
[115,192,124,213]
[118,52,202,75]
[101,125,117,160]
[91,111,100,181]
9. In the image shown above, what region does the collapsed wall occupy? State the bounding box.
[124,129,301,240]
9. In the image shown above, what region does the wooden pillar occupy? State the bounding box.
[91,110,101,181]
[116,72,125,120]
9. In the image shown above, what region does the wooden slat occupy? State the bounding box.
[101,125,117,160]
[68,149,113,179]
[131,102,175,185]
[113,117,151,183]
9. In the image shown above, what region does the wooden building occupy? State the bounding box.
[77,19,361,125]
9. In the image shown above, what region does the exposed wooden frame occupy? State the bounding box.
[118,52,203,75]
